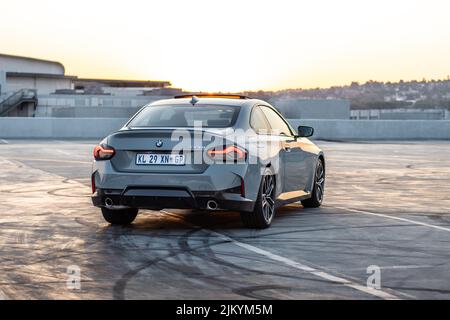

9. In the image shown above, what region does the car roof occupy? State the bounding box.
[149,97,267,108]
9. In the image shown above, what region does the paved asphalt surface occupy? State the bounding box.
[0,139,449,300]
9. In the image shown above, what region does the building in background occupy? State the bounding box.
[7,53,422,121]
[269,98,351,119]
[0,53,177,117]
[0,53,71,96]
[351,108,450,120]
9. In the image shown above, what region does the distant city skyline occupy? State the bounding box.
[243,76,450,93]
[1,0,450,92]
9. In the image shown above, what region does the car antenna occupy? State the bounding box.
[190,95,199,106]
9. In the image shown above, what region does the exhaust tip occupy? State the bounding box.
[105,198,114,208]
[206,200,218,210]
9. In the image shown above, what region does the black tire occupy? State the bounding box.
[241,170,276,229]
[101,207,138,225]
[301,158,325,208]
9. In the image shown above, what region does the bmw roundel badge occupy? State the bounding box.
[155,139,163,148]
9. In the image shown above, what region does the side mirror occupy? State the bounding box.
[297,125,314,138]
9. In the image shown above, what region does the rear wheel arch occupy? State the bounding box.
[241,167,276,229]
[261,165,278,197]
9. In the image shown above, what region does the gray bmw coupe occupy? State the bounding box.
[91,94,325,228]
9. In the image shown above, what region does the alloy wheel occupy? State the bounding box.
[261,175,275,223]
[315,161,325,202]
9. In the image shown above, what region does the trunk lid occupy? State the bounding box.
[107,128,230,174]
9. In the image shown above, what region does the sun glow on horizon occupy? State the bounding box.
[1,0,450,92]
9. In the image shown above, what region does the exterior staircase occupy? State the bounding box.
[0,89,38,116]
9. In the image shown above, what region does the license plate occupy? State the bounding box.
[136,153,185,165]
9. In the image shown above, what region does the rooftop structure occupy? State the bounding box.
[0,53,172,117]
[269,98,351,119]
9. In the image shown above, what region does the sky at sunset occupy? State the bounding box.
[1,0,450,92]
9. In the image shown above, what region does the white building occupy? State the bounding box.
[0,53,74,96]
[0,53,173,117]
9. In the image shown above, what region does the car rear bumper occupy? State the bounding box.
[91,160,263,202]
[91,187,255,212]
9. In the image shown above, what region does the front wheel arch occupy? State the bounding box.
[318,154,325,173]
[302,157,325,208]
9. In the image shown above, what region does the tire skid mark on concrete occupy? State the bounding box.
[162,211,400,300]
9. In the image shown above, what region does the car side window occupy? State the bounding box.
[250,106,271,134]
[260,106,292,136]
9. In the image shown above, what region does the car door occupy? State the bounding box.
[259,105,309,196]
[250,106,286,195]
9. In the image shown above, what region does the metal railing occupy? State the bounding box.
[0,89,37,116]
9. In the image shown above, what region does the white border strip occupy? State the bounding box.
[332,206,450,233]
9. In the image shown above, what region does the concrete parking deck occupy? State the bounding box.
[0,140,449,299]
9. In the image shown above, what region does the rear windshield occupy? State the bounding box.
[127,105,240,128]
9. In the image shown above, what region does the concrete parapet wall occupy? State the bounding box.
[0,118,127,139]
[288,119,450,140]
[0,118,449,140]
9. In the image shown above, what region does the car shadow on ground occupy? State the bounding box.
[100,203,315,232]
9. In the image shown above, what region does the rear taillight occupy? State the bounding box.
[93,144,115,160]
[240,176,245,197]
[91,172,96,194]
[207,145,247,162]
